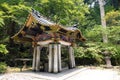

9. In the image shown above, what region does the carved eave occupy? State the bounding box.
[58,40,71,46]
[12,9,86,45]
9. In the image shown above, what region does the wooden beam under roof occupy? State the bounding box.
[12,9,86,44]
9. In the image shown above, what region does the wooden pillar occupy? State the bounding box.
[72,47,76,67]
[53,44,58,73]
[32,47,37,71]
[48,44,53,72]
[58,44,61,72]
[35,46,41,71]
[68,46,75,69]
[48,43,61,73]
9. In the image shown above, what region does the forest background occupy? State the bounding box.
[0,0,120,72]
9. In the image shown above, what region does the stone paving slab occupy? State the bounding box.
[65,69,120,80]
[0,67,120,80]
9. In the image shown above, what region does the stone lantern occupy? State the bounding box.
[103,50,112,68]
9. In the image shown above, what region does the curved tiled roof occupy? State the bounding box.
[31,9,54,26]
[12,9,85,45]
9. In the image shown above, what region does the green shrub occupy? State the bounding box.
[74,42,104,65]
[111,45,120,65]
[0,62,7,73]
[74,42,119,65]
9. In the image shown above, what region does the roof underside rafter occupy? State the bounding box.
[12,9,86,46]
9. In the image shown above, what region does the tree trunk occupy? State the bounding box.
[98,0,112,68]
[98,0,108,43]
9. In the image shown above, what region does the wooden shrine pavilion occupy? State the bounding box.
[12,9,85,73]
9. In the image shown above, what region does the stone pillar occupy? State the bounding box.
[68,46,75,69]
[58,44,61,72]
[35,46,41,71]
[32,47,37,71]
[53,44,58,73]
[48,44,53,72]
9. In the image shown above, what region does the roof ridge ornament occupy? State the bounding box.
[32,8,41,18]
[73,23,79,28]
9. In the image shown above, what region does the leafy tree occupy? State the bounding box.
[34,0,89,27]
[0,1,31,65]
[108,26,120,44]
[0,44,8,54]
[106,10,120,26]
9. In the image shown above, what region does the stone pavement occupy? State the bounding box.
[0,67,120,80]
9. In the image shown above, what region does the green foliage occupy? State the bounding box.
[74,42,103,64]
[106,10,120,26]
[85,25,103,41]
[100,44,118,57]
[34,0,89,26]
[115,46,120,58]
[85,25,120,44]
[0,0,119,66]
[0,2,30,25]
[109,45,120,65]
[0,62,7,73]
[0,11,4,27]
[0,44,8,54]
[83,24,120,65]
[74,42,119,65]
[108,26,120,44]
